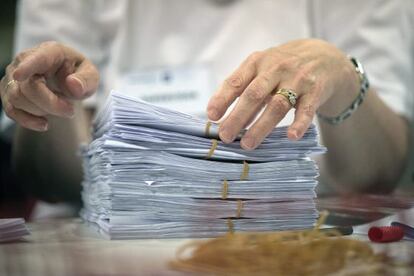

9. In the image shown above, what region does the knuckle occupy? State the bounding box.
[15,51,28,64]
[39,40,60,49]
[297,68,317,89]
[299,103,316,118]
[244,83,267,102]
[36,52,50,67]
[225,74,244,89]
[271,60,292,74]
[268,64,281,74]
[247,51,262,63]
[39,41,65,66]
[278,60,292,72]
[259,71,273,85]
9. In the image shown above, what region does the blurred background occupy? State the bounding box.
[0,1,34,219]
[0,0,16,77]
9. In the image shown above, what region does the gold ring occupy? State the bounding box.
[273,88,297,107]
[5,79,17,92]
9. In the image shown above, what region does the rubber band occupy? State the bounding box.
[221,179,229,199]
[236,200,243,218]
[206,139,218,159]
[240,161,249,180]
[205,121,212,137]
[313,211,329,231]
[227,218,234,234]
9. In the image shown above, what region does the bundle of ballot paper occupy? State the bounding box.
[81,91,326,239]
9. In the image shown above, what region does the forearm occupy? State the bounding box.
[317,87,410,193]
[11,103,92,203]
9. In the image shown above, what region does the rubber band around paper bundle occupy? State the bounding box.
[206,139,218,159]
[224,201,244,233]
[205,121,249,234]
[220,162,250,199]
[204,120,246,140]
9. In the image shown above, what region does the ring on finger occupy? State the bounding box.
[5,79,17,92]
[272,88,297,107]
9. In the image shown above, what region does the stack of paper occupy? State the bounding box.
[0,218,30,242]
[81,91,325,239]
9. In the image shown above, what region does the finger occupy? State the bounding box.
[65,59,99,99]
[219,72,280,143]
[5,82,47,116]
[20,76,74,117]
[240,94,292,150]
[288,94,317,140]
[3,101,48,131]
[13,42,65,81]
[207,52,260,121]
[242,100,267,129]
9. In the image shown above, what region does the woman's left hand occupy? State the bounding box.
[207,39,359,150]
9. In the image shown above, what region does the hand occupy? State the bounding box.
[207,39,359,150]
[0,41,99,131]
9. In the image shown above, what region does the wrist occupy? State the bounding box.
[318,56,369,124]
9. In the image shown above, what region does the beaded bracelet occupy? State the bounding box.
[317,56,370,125]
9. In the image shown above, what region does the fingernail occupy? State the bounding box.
[241,136,256,150]
[39,123,48,131]
[289,129,299,140]
[220,128,235,143]
[208,108,218,120]
[70,76,85,97]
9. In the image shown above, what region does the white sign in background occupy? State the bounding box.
[118,65,212,117]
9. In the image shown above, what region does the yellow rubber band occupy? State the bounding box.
[236,200,243,218]
[227,218,234,234]
[221,179,229,199]
[205,121,212,137]
[206,139,218,159]
[240,161,249,180]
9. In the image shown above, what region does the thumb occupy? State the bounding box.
[65,59,99,99]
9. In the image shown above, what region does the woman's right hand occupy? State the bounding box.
[0,41,99,131]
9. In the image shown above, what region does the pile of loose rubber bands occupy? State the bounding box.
[170,213,408,275]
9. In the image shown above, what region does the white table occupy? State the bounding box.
[1,218,413,275]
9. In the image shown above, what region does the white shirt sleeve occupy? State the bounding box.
[311,0,414,121]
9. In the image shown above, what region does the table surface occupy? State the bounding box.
[1,219,190,276]
[2,195,414,276]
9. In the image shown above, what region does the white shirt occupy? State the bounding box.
[1,0,413,145]
[4,0,413,216]
[8,0,413,120]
